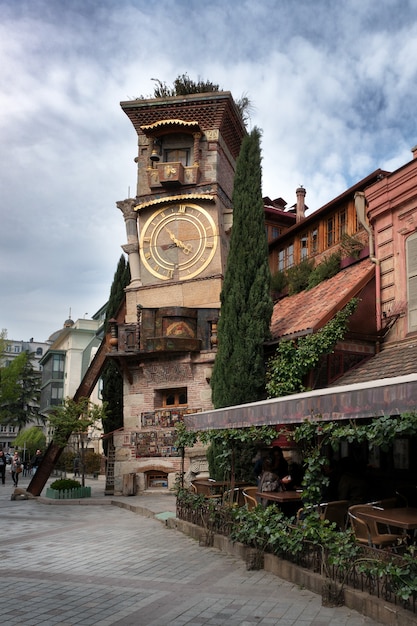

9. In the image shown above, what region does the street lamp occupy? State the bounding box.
[79,431,90,488]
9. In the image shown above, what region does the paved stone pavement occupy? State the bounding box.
[0,473,383,626]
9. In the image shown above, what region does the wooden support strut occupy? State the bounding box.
[26,334,113,496]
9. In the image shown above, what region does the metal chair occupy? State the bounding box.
[367,497,398,509]
[222,487,246,507]
[191,481,222,500]
[348,507,403,549]
[319,500,349,530]
[243,490,258,510]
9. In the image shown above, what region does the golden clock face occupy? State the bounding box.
[139,203,218,280]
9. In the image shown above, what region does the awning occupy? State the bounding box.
[184,373,417,431]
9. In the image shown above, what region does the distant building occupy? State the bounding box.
[0,337,51,452]
[39,306,106,455]
[1,337,51,371]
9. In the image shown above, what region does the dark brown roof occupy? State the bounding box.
[120,91,245,160]
[270,259,375,341]
[332,337,417,386]
[269,169,390,248]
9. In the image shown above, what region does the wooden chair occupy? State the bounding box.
[243,490,258,510]
[348,507,403,549]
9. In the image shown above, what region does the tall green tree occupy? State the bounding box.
[211,127,273,409]
[101,255,130,445]
[47,397,107,486]
[12,426,46,460]
[0,328,7,358]
[0,351,42,430]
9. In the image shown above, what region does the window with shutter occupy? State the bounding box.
[406,232,417,332]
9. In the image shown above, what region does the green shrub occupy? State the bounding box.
[50,478,81,491]
[307,251,341,289]
[286,259,314,294]
[270,270,288,295]
[340,233,364,258]
[55,450,102,474]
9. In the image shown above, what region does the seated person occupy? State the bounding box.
[259,458,280,493]
[270,446,289,479]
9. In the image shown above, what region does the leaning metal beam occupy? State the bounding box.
[26,334,112,496]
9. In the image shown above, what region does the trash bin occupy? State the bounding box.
[122,472,136,496]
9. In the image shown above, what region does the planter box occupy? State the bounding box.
[46,486,91,499]
[340,246,369,269]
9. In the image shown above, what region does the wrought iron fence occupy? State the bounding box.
[176,493,417,615]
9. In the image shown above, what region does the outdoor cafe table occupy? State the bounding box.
[256,490,303,516]
[192,479,248,495]
[256,490,303,504]
[357,507,417,532]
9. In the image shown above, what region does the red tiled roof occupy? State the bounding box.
[270,259,375,340]
[332,337,417,385]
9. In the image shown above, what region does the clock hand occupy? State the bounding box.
[165,227,193,254]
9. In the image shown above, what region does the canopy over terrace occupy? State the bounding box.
[184,373,417,432]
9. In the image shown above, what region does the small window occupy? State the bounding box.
[36,347,43,356]
[300,233,308,260]
[407,232,417,332]
[51,382,64,405]
[310,228,318,255]
[164,148,190,166]
[52,354,65,379]
[287,243,294,267]
[338,209,347,240]
[278,249,285,271]
[327,217,335,247]
[160,388,187,408]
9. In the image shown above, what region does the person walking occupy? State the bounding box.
[30,449,43,475]
[0,450,6,485]
[11,451,22,487]
[73,455,80,478]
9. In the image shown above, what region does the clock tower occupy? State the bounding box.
[120,91,244,311]
[107,92,245,495]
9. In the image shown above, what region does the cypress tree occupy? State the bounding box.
[210,127,273,409]
[101,255,130,444]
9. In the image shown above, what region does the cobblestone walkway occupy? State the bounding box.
[0,475,383,625]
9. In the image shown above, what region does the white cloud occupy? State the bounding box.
[1,0,417,341]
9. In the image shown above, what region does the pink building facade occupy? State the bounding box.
[365,146,417,343]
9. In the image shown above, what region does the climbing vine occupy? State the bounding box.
[291,411,417,505]
[266,298,358,398]
[202,425,278,483]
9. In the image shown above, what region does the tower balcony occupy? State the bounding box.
[147,163,200,188]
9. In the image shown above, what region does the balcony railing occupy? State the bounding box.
[147,162,200,188]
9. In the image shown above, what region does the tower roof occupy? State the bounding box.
[120,91,245,160]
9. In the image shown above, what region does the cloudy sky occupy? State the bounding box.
[1,0,417,343]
